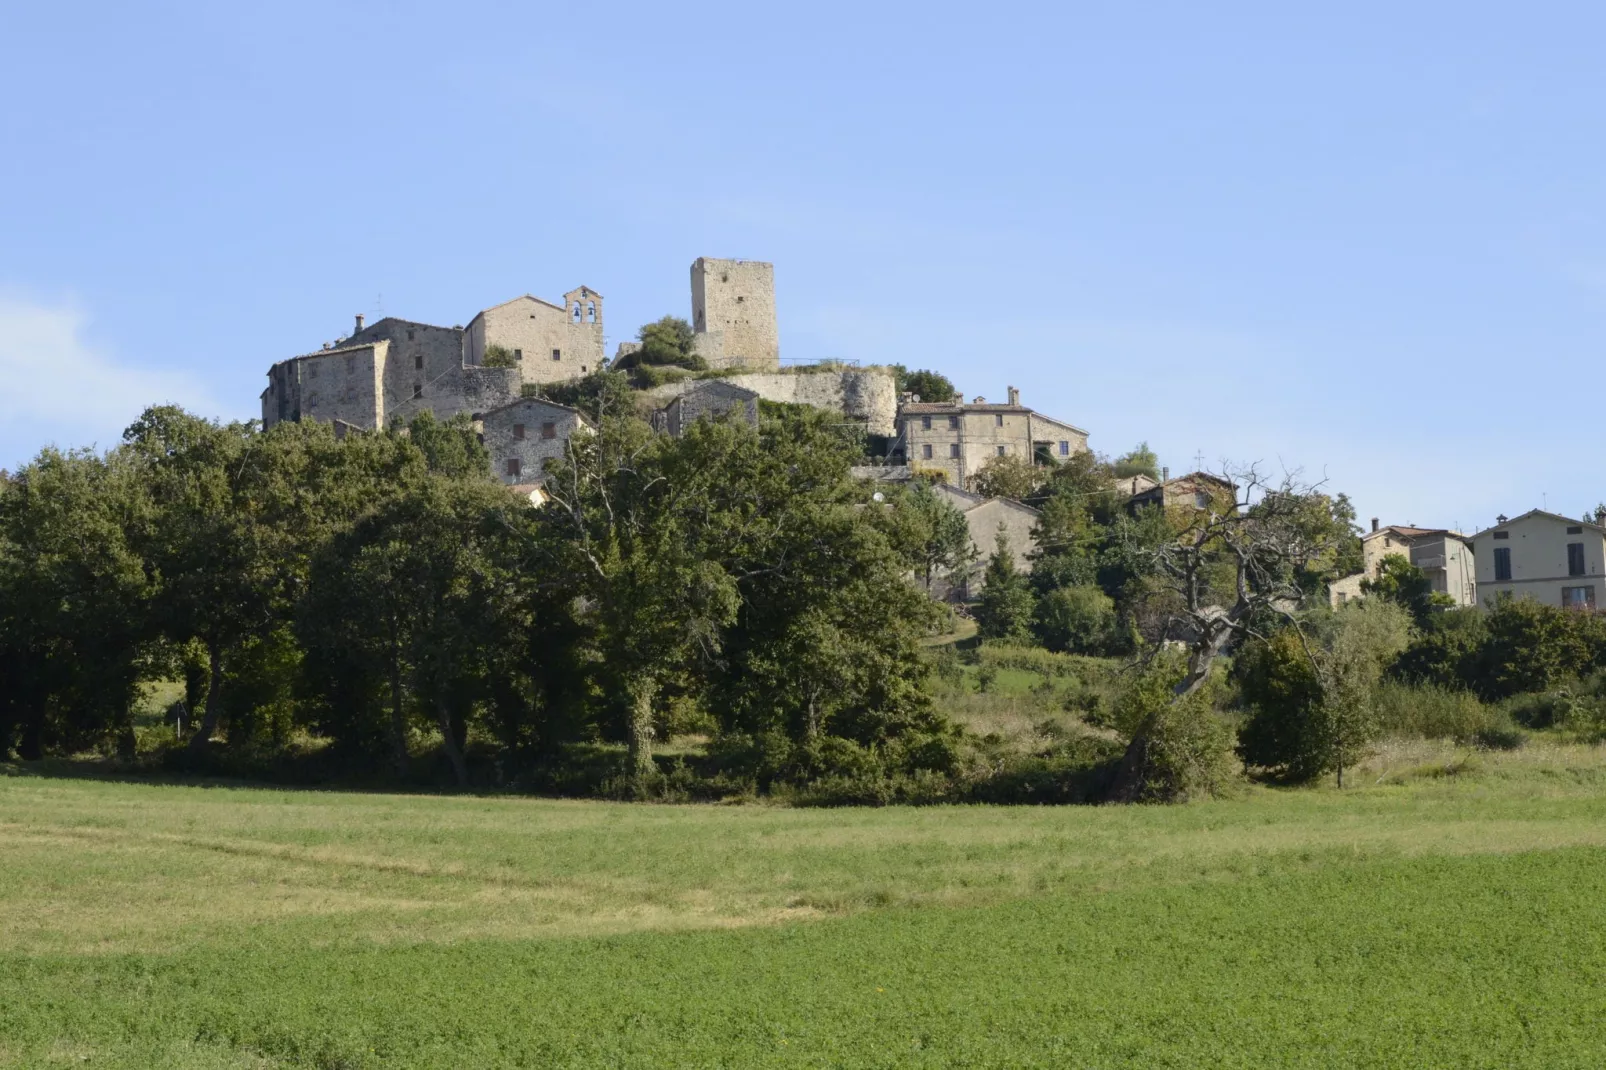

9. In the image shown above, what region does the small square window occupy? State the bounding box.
[995,414,1004,427]
[950,444,961,459]
[921,416,932,431]
[412,384,422,399]
[948,415,959,429]
[1058,440,1069,456]
[514,349,522,361]
[541,422,557,440]
[506,458,521,477]
[551,348,562,361]
[921,444,933,460]
[996,445,1006,457]
[513,424,526,441]
[407,330,415,341]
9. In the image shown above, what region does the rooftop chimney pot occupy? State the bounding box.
[1371,517,1379,532]
[354,314,365,335]
[1007,385,1020,406]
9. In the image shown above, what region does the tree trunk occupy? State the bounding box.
[19,715,43,761]
[1104,730,1152,804]
[388,654,409,780]
[1174,625,1235,697]
[187,639,224,752]
[626,677,656,784]
[116,700,137,762]
[437,696,468,787]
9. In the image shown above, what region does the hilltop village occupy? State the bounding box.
[261,256,1596,613]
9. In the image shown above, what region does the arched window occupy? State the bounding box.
[572,303,582,323]
[587,301,596,322]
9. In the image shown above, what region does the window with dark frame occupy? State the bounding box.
[1494,546,1512,581]
[1059,440,1069,455]
[412,384,422,399]
[995,414,1004,427]
[949,415,960,429]
[541,422,556,440]
[1564,585,1597,610]
[950,444,961,459]
[921,444,933,460]
[514,349,522,361]
[551,348,561,361]
[414,355,423,369]
[506,458,521,477]
[407,330,415,341]
[996,445,1006,457]
[1569,542,1586,576]
[513,424,525,441]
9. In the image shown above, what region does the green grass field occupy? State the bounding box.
[5,742,1606,1068]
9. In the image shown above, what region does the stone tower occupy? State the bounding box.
[689,257,779,370]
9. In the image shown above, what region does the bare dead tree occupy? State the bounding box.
[1132,463,1343,694]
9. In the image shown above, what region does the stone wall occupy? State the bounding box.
[690,258,779,370]
[647,366,897,435]
[666,381,759,436]
[262,342,386,430]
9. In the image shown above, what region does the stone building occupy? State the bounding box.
[690,258,779,370]
[463,287,605,385]
[1127,470,1237,512]
[895,386,1088,486]
[663,380,760,437]
[479,397,592,485]
[1329,521,1477,608]
[261,284,603,435]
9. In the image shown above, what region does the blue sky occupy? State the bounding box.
[3,1,1602,531]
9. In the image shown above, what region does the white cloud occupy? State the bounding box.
[0,294,220,468]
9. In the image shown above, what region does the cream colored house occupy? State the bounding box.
[1472,509,1606,610]
[895,386,1087,486]
[1329,521,1476,608]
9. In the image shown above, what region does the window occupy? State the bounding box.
[414,355,423,369]
[921,444,933,460]
[506,458,521,477]
[1493,530,1509,540]
[995,414,1004,427]
[513,423,526,441]
[551,348,561,361]
[572,303,582,323]
[541,422,557,440]
[587,301,596,321]
[412,384,422,399]
[921,416,932,430]
[407,330,415,341]
[948,415,960,430]
[309,363,319,378]
[1569,542,1586,576]
[950,444,961,459]
[1494,546,1512,581]
[1058,440,1069,456]
[996,445,1006,457]
[1569,526,1584,534]
[1564,585,1597,610]
[514,349,522,361]
[1195,491,1212,509]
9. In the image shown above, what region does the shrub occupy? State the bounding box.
[1106,661,1238,803]
[1032,585,1118,655]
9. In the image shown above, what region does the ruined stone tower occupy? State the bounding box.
[690,257,780,370]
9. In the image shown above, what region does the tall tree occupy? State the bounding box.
[974,529,1036,642]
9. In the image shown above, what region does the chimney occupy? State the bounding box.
[1162,466,1170,483]
[1007,385,1020,406]
[1496,514,1508,525]
[952,393,963,405]
[354,314,365,335]
[1371,517,1379,533]
[973,396,986,404]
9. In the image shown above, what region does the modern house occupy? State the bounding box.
[1329,521,1476,608]
[1471,509,1606,610]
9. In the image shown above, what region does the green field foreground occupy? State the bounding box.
[4,743,1606,1068]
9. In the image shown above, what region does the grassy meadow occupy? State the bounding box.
[5,739,1606,1068]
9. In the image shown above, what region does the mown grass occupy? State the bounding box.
[4,746,1606,1067]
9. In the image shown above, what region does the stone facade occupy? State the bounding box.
[1127,471,1237,512]
[647,367,898,436]
[464,289,605,387]
[896,386,1089,486]
[690,258,779,370]
[664,380,759,437]
[479,397,592,484]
